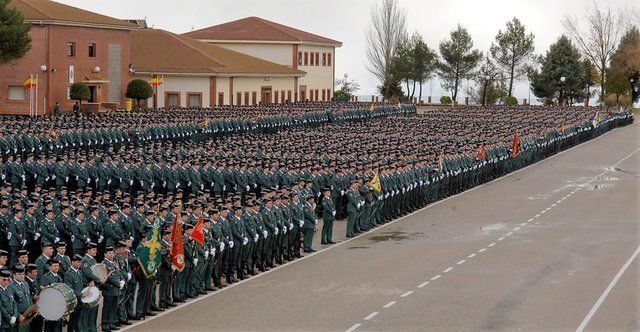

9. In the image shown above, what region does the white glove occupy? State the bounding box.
[274,228,279,235]
[332,211,336,217]
[71,235,75,242]
[130,180,133,186]
[229,241,234,249]
[98,236,104,243]
[127,272,131,280]
[10,316,16,325]
[65,176,69,182]
[283,227,287,235]
[254,234,259,242]
[289,223,293,230]
[54,237,59,243]
[21,239,26,246]
[242,237,248,245]
[210,248,215,256]
[219,242,225,252]
[118,280,125,289]
[7,232,11,240]
[86,238,90,243]
[130,237,134,242]
[263,230,268,239]
[246,185,250,191]
[193,258,198,266]
[299,220,304,227]
[204,250,209,259]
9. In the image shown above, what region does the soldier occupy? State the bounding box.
[101,246,124,332]
[54,241,71,280]
[114,241,132,326]
[320,187,336,244]
[25,263,42,332]
[7,265,30,332]
[64,254,88,332]
[79,242,102,332]
[302,196,317,253]
[0,269,18,331]
[8,208,26,266]
[229,206,247,280]
[40,258,63,332]
[158,229,175,309]
[345,181,362,238]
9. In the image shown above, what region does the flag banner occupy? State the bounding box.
[511,132,520,157]
[477,144,486,159]
[137,222,162,279]
[370,171,382,192]
[191,216,204,246]
[170,216,185,272]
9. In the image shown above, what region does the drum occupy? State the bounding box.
[91,263,108,283]
[37,283,77,320]
[81,286,102,308]
[20,304,38,326]
[130,259,144,281]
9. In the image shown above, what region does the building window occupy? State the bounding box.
[187,93,202,107]
[88,43,96,57]
[287,90,292,102]
[218,92,224,106]
[322,53,327,66]
[7,86,25,101]
[166,92,180,108]
[244,92,249,105]
[236,92,242,105]
[304,52,308,66]
[252,92,257,105]
[328,53,332,66]
[274,91,279,104]
[298,52,303,66]
[315,52,320,66]
[322,89,326,101]
[310,52,314,66]
[281,90,285,103]
[67,42,76,57]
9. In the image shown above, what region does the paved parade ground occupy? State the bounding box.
[127,120,639,331]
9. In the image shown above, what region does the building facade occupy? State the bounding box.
[183,16,341,103]
[0,0,137,115]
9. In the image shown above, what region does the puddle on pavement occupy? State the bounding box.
[346,246,369,250]
[480,223,508,235]
[367,231,425,243]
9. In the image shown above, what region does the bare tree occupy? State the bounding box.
[563,3,624,102]
[366,0,407,98]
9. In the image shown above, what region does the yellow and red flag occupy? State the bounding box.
[170,216,185,272]
[511,132,520,157]
[23,76,36,89]
[190,216,204,246]
[477,144,486,159]
[370,171,382,192]
[150,75,164,87]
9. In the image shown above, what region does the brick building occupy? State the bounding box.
[1,0,137,115]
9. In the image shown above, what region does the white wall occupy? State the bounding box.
[297,45,335,101]
[233,76,295,105]
[137,75,210,108]
[214,43,293,67]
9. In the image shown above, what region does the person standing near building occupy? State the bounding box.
[320,187,336,244]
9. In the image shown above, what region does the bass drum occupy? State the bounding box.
[91,263,108,283]
[37,283,77,320]
[81,286,102,308]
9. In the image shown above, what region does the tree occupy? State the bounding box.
[529,35,586,105]
[390,34,413,98]
[0,0,32,64]
[366,0,407,100]
[607,26,640,103]
[334,74,360,101]
[563,3,624,102]
[437,25,482,103]
[69,83,90,106]
[411,33,437,102]
[490,17,535,97]
[467,56,506,106]
[126,79,154,108]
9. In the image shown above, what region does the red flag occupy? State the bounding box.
[511,132,520,157]
[170,217,185,272]
[190,216,204,246]
[477,144,486,159]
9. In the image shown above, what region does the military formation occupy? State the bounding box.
[0,102,632,331]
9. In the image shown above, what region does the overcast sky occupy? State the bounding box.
[56,0,637,102]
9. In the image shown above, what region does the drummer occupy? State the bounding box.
[25,263,42,332]
[0,268,19,330]
[40,258,63,332]
[79,242,101,332]
[64,254,88,332]
[7,264,31,332]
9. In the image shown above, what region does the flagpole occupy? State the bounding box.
[34,74,38,118]
[29,74,33,117]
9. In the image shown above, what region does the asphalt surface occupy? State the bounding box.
[125,121,639,332]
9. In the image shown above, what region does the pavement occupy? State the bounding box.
[124,121,640,332]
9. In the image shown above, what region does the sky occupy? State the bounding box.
[54,0,638,103]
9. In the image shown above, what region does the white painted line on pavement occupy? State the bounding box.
[497,237,505,241]
[576,246,640,332]
[551,203,557,207]
[540,210,546,214]
[506,232,514,236]
[431,275,442,281]
[478,248,487,253]
[556,200,562,203]
[468,253,476,258]
[346,323,362,332]
[417,281,429,288]
[522,221,530,225]
[382,301,397,309]
[364,312,378,320]
[457,260,466,265]
[443,267,453,273]
[535,214,541,218]
[401,291,414,298]
[488,242,496,247]
[514,227,521,231]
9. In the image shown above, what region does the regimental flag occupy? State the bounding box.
[438,155,444,171]
[150,75,164,87]
[137,222,162,279]
[369,102,375,112]
[190,216,204,246]
[511,132,520,157]
[370,171,382,192]
[477,144,486,159]
[203,118,209,128]
[170,216,185,272]
[23,76,36,89]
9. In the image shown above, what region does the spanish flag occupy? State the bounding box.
[511,132,520,157]
[477,144,486,159]
[170,215,185,272]
[150,75,163,87]
[370,171,382,192]
[190,216,204,246]
[23,76,36,89]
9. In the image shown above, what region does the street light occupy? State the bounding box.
[559,76,566,106]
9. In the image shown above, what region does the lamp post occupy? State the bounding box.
[631,78,636,104]
[559,76,566,107]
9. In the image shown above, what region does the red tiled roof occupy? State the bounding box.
[9,0,137,29]
[183,16,342,46]
[131,29,306,76]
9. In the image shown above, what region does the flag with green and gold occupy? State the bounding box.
[137,220,163,279]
